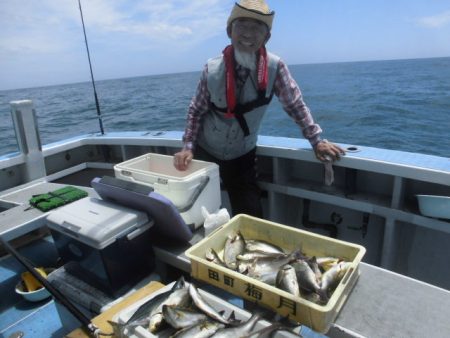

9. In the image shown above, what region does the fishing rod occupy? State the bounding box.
[78,0,105,135]
[0,236,113,337]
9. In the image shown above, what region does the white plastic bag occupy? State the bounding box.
[202,206,230,235]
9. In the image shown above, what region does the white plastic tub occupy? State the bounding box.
[15,268,55,302]
[416,195,450,220]
[114,153,221,228]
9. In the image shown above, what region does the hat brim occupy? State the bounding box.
[227,3,274,30]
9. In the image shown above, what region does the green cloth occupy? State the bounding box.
[29,186,88,212]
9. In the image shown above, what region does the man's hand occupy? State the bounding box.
[173,149,193,171]
[314,140,345,162]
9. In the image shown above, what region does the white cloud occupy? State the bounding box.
[0,0,233,55]
[76,0,231,43]
[0,1,79,54]
[0,0,235,89]
[417,10,450,28]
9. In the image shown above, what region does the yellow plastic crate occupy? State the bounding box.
[185,214,366,333]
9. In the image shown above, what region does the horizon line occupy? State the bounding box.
[1,54,449,92]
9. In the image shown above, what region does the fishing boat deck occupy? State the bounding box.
[3,227,450,338]
[1,172,450,337]
[0,236,68,337]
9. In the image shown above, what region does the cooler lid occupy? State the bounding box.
[91,176,193,242]
[46,197,151,249]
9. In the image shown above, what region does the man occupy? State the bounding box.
[174,0,345,218]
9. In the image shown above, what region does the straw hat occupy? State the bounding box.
[227,0,275,31]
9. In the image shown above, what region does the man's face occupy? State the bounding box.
[230,18,270,54]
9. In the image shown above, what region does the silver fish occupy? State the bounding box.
[188,283,231,325]
[242,323,302,338]
[245,239,285,254]
[316,257,340,271]
[236,251,287,261]
[210,314,260,337]
[307,256,322,281]
[170,319,225,338]
[302,291,322,304]
[247,250,301,285]
[237,260,253,274]
[223,231,246,270]
[108,276,187,336]
[149,279,191,332]
[320,261,352,295]
[237,251,287,275]
[205,248,228,268]
[276,264,301,297]
[291,259,324,298]
[108,319,147,338]
[153,327,177,338]
[162,305,208,329]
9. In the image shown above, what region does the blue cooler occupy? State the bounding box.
[46,197,154,297]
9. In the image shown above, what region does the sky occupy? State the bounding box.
[1,0,450,90]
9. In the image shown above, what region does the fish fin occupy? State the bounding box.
[226,310,243,326]
[212,248,225,263]
[172,275,186,290]
[308,256,318,264]
[290,249,305,262]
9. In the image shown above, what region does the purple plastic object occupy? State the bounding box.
[91,176,193,242]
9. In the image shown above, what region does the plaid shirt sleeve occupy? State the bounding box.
[182,64,210,151]
[273,59,322,147]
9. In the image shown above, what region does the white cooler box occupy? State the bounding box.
[46,197,155,297]
[114,153,221,229]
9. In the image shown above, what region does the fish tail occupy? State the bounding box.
[317,288,329,304]
[173,275,186,290]
[107,320,125,338]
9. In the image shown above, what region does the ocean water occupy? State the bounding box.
[1,56,449,158]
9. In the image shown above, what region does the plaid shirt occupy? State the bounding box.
[182,58,322,151]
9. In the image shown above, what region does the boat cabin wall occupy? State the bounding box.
[258,154,396,208]
[263,194,385,266]
[395,220,450,289]
[117,145,177,162]
[0,141,181,192]
[45,145,107,176]
[0,163,26,191]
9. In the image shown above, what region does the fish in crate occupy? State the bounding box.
[206,230,352,304]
